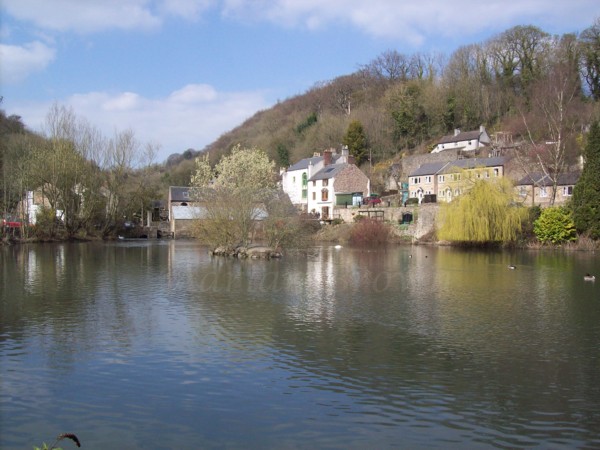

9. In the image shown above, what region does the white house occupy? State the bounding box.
[431,125,491,153]
[281,148,370,218]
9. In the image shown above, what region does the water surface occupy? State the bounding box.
[1,241,600,449]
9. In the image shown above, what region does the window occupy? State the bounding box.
[438,190,444,197]
[293,176,296,183]
[302,189,307,199]
[539,187,548,198]
[321,189,329,201]
[454,189,460,196]
[518,187,527,197]
[412,177,421,184]
[302,173,307,187]
[493,168,499,177]
[438,175,445,182]
[312,192,316,200]
[425,176,431,183]
[322,179,328,187]
[485,170,490,178]
[562,185,573,196]
[312,181,316,187]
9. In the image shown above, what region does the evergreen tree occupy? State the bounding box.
[343,120,368,165]
[571,120,600,238]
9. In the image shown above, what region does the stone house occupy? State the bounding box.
[408,157,505,203]
[515,172,580,207]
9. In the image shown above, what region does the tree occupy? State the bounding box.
[571,120,600,238]
[276,143,290,167]
[513,52,586,205]
[191,145,277,250]
[579,18,600,100]
[342,120,369,165]
[533,206,576,244]
[437,178,526,243]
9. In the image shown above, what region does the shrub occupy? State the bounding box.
[349,218,391,245]
[405,197,419,206]
[331,218,344,225]
[533,206,577,244]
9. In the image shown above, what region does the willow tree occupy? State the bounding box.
[437,177,526,243]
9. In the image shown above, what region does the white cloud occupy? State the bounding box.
[220,0,599,44]
[0,41,56,84]
[159,0,215,18]
[2,0,161,33]
[3,0,596,42]
[12,84,271,162]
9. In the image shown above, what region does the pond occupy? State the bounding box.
[1,241,600,449]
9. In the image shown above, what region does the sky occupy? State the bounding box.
[1,0,599,163]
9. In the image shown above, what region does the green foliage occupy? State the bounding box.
[571,120,600,239]
[437,178,526,243]
[295,112,318,134]
[342,120,368,165]
[533,206,577,244]
[276,143,290,167]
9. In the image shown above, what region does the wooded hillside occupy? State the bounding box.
[184,22,600,174]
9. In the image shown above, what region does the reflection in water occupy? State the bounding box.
[1,241,600,449]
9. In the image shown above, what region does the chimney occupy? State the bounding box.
[454,128,461,136]
[348,155,355,165]
[323,150,332,166]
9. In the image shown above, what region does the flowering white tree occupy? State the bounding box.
[190,144,277,250]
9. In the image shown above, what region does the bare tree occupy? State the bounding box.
[515,57,587,205]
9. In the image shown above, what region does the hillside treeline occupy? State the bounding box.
[200,22,600,169]
[2,21,600,240]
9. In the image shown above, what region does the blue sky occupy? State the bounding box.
[1,0,598,163]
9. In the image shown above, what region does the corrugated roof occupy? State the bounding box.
[171,205,268,220]
[172,205,207,220]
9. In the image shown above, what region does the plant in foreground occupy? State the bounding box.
[34,433,81,450]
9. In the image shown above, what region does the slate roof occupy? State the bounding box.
[516,171,580,186]
[440,157,505,173]
[309,164,348,181]
[169,186,192,202]
[409,161,450,177]
[409,157,505,177]
[437,129,483,145]
[288,154,341,171]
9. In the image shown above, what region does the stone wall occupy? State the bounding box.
[333,203,438,242]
